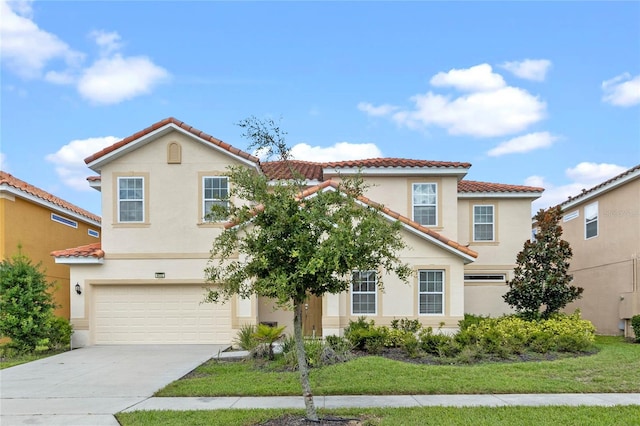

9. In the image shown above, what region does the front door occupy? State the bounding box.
[302,295,323,338]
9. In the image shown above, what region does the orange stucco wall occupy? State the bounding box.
[0,195,100,319]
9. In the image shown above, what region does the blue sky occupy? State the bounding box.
[1,0,639,216]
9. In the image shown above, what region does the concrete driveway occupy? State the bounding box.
[0,344,226,425]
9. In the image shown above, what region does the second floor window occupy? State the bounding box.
[413,183,437,226]
[351,271,377,315]
[473,205,494,241]
[118,177,144,222]
[585,202,598,239]
[203,176,229,222]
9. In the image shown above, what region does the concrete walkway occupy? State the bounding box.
[126,393,640,412]
[0,344,228,426]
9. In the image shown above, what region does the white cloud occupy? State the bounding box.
[290,142,383,162]
[45,136,120,190]
[487,132,559,156]
[602,73,640,107]
[430,63,506,92]
[565,162,628,186]
[500,59,552,81]
[357,102,399,117]
[77,54,170,105]
[0,2,169,105]
[0,0,83,79]
[89,30,123,56]
[527,161,629,212]
[360,63,546,138]
[0,152,9,171]
[394,86,545,137]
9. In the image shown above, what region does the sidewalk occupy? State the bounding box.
[124,393,640,412]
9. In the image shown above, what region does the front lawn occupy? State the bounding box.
[0,347,68,369]
[117,406,640,426]
[156,336,640,397]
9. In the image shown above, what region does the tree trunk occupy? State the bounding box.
[294,301,318,421]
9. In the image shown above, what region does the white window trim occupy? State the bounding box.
[51,213,78,228]
[585,201,598,239]
[117,177,145,223]
[202,176,229,222]
[563,210,579,222]
[418,269,445,315]
[351,270,377,315]
[412,182,438,226]
[473,204,495,242]
[88,229,100,238]
[464,274,506,282]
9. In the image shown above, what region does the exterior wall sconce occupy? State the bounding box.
[155,272,165,279]
[75,283,82,295]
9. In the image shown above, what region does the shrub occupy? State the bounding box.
[253,323,286,359]
[233,324,257,350]
[0,253,58,353]
[281,336,351,369]
[631,315,640,343]
[418,327,456,357]
[46,317,73,350]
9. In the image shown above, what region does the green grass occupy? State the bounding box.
[117,406,640,426]
[0,348,68,369]
[156,336,640,396]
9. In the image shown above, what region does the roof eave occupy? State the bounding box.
[323,167,469,179]
[0,184,101,227]
[560,168,640,210]
[54,256,104,265]
[86,123,261,173]
[458,191,543,199]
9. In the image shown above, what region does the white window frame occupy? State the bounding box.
[418,269,444,315]
[563,210,579,222]
[464,274,506,282]
[202,176,229,222]
[117,177,144,223]
[585,201,598,239]
[88,229,100,238]
[351,270,377,315]
[412,182,437,226]
[51,213,78,228]
[473,204,494,242]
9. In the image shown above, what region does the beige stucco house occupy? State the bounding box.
[558,165,640,337]
[52,118,542,347]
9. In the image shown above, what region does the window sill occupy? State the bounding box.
[112,223,151,228]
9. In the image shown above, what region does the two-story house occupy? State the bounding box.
[558,165,640,337]
[1,171,101,319]
[52,118,542,347]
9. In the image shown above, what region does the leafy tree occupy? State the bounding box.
[0,251,58,353]
[204,117,412,421]
[503,206,583,320]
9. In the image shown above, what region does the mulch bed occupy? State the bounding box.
[257,414,364,425]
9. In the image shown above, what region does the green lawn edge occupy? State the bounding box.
[117,406,640,426]
[156,336,640,397]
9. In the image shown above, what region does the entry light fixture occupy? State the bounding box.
[155,272,165,279]
[75,283,82,295]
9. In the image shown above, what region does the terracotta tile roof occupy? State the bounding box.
[227,180,477,260]
[323,158,471,169]
[262,158,471,180]
[261,160,324,180]
[51,242,104,259]
[0,171,101,223]
[84,117,260,165]
[87,175,101,182]
[458,180,544,193]
[561,164,640,206]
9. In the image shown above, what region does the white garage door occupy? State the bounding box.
[93,285,232,344]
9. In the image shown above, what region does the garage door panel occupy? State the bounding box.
[93,285,231,344]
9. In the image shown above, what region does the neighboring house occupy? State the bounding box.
[52,118,542,347]
[558,165,640,337]
[1,171,101,319]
